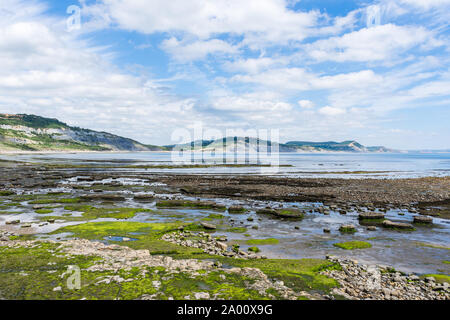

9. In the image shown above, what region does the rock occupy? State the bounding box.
[408,275,420,281]
[216,242,227,251]
[367,226,377,231]
[323,228,331,233]
[200,222,216,230]
[53,286,62,292]
[382,220,415,231]
[358,212,385,220]
[339,224,356,233]
[256,208,304,219]
[21,223,32,228]
[228,206,247,214]
[425,277,435,283]
[81,194,126,202]
[6,220,20,225]
[133,195,155,202]
[413,216,433,224]
[193,292,210,300]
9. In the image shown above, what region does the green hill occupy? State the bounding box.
[0,114,162,152]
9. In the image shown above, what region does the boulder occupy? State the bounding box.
[6,220,20,225]
[228,206,247,214]
[257,208,304,219]
[339,224,356,233]
[216,242,228,251]
[382,220,415,231]
[358,212,385,220]
[81,194,126,202]
[413,216,433,224]
[133,194,155,202]
[200,222,216,230]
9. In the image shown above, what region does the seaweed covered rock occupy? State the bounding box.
[256,208,304,219]
[133,194,155,202]
[228,206,248,214]
[81,194,126,202]
[339,224,357,233]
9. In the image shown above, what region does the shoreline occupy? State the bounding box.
[0,159,449,300]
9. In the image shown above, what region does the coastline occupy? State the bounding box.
[0,155,449,300]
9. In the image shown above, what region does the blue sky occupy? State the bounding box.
[0,0,449,149]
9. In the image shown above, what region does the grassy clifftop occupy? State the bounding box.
[0,114,160,152]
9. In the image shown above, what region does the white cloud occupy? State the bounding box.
[211,92,292,114]
[231,68,382,92]
[307,24,435,62]
[318,106,346,116]
[0,0,209,144]
[93,0,320,46]
[223,57,287,74]
[161,37,238,62]
[398,0,450,10]
[298,100,314,109]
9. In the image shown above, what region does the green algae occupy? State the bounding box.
[248,247,260,253]
[421,274,450,284]
[333,241,372,250]
[246,238,279,245]
[228,207,248,214]
[50,221,339,295]
[339,226,357,233]
[35,209,54,214]
[44,205,152,221]
[414,242,450,250]
[29,198,81,205]
[224,226,247,233]
[51,221,204,256]
[256,208,304,219]
[202,213,225,221]
[0,190,15,196]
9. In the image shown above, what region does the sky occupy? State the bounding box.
[0,0,449,149]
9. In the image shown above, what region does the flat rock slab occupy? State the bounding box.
[133,195,155,202]
[382,220,415,230]
[228,206,247,214]
[256,208,304,219]
[358,212,385,220]
[339,224,357,233]
[200,222,217,230]
[413,216,433,224]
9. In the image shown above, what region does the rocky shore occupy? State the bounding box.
[0,160,449,300]
[322,256,449,300]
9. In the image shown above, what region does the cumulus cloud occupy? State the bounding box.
[161,37,238,62]
[1,0,449,148]
[298,100,314,109]
[0,0,209,144]
[318,106,346,116]
[90,0,320,45]
[307,24,437,62]
[398,0,450,10]
[231,68,382,92]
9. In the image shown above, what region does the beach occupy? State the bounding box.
[0,154,449,300]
